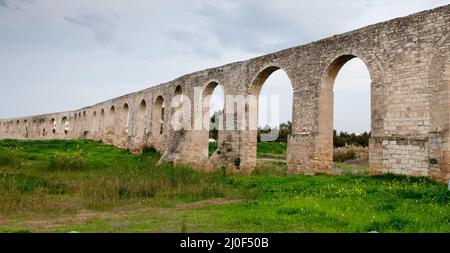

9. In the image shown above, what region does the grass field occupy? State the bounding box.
[209,141,288,159]
[0,139,449,233]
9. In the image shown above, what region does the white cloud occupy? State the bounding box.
[64,14,117,45]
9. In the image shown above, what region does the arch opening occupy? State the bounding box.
[74,114,78,133]
[15,120,20,136]
[107,106,116,144]
[319,55,373,173]
[99,109,105,135]
[119,103,130,147]
[136,100,147,142]
[202,82,224,157]
[63,117,69,135]
[23,120,28,137]
[50,118,56,134]
[91,111,97,133]
[5,121,10,135]
[82,111,86,134]
[172,85,185,131]
[152,96,165,137]
[250,67,293,167]
[40,119,46,137]
[32,120,37,136]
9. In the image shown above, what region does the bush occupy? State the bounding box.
[333,145,368,163]
[47,154,89,171]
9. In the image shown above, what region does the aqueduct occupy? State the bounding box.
[1,5,449,182]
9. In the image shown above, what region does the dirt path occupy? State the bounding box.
[174,198,243,208]
[0,198,244,232]
[257,158,286,163]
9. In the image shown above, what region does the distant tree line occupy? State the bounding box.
[257,121,291,143]
[333,130,370,147]
[210,113,369,147]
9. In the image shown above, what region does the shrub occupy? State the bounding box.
[47,154,89,171]
[333,130,370,147]
[333,145,368,163]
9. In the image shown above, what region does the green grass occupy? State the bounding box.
[209,141,288,159]
[0,139,239,213]
[0,139,449,233]
[257,142,287,159]
[208,142,217,157]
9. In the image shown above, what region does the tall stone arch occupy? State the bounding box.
[314,52,384,174]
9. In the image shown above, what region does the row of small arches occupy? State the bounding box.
[0,87,180,139]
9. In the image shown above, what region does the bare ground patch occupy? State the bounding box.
[0,198,244,232]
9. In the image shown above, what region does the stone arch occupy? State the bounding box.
[201,81,225,159]
[82,111,86,133]
[6,121,10,134]
[107,106,116,144]
[118,103,130,147]
[39,119,46,137]
[248,65,294,129]
[202,81,224,130]
[23,120,28,137]
[172,85,184,131]
[9,121,14,134]
[136,99,147,143]
[15,120,20,136]
[317,53,381,173]
[247,65,294,166]
[249,66,285,96]
[31,120,36,137]
[49,118,56,134]
[152,96,165,136]
[60,117,68,135]
[73,113,78,133]
[99,109,105,134]
[75,112,81,134]
[91,111,97,133]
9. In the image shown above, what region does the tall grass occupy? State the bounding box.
[333,145,368,163]
[0,148,20,168]
[257,142,287,159]
[0,139,449,233]
[0,140,241,213]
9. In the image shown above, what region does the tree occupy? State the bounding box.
[209,110,223,140]
[257,121,292,143]
[333,130,370,147]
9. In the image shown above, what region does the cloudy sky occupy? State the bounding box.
[0,0,448,133]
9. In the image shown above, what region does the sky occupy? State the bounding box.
[0,0,448,133]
